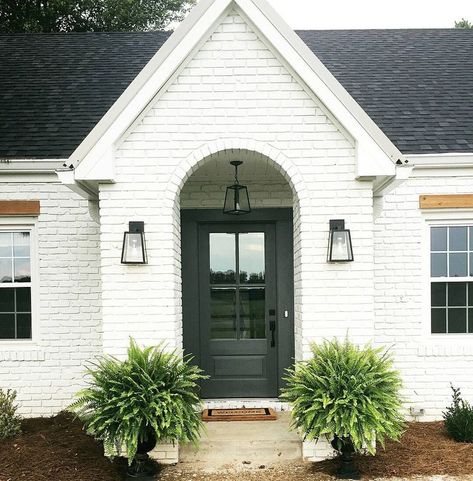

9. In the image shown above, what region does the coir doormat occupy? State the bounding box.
[202,407,277,422]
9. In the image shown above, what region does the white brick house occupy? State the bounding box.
[1,0,473,461]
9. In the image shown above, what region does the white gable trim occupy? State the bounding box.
[70,0,403,184]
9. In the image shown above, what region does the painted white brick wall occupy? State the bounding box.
[374,172,473,420]
[0,181,101,416]
[101,8,373,366]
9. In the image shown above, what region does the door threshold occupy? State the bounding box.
[202,398,291,412]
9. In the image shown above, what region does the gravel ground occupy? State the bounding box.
[158,462,473,481]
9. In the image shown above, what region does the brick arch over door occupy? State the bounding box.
[168,139,306,363]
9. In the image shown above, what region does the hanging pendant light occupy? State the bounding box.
[223,161,251,215]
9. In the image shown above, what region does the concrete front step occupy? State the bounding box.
[179,412,302,468]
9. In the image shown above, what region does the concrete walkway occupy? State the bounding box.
[179,412,301,469]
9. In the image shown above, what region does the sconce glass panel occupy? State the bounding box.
[121,231,147,264]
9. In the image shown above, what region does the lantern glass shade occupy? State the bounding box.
[121,222,147,264]
[223,184,251,215]
[328,220,354,262]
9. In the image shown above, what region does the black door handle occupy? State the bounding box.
[269,320,276,347]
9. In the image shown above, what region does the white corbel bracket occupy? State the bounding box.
[56,168,99,200]
[373,164,413,197]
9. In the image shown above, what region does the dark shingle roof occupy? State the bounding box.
[0,29,472,158]
[297,29,473,154]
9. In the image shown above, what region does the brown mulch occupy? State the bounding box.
[0,412,126,481]
[1,416,473,481]
[310,421,473,479]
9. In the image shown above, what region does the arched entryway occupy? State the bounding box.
[177,146,302,398]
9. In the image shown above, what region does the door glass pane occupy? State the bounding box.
[240,288,265,339]
[210,234,236,284]
[449,253,468,277]
[449,227,468,251]
[210,288,236,339]
[239,233,265,284]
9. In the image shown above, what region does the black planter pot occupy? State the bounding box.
[126,429,158,479]
[330,436,361,480]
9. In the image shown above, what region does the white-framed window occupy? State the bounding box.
[430,224,473,334]
[0,228,34,340]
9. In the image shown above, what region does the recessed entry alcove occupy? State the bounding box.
[178,148,301,399]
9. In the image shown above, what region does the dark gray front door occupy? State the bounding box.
[182,209,294,399]
[199,223,277,397]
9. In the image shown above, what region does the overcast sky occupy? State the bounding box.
[264,0,472,29]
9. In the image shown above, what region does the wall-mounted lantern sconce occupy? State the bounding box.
[121,221,147,264]
[223,161,251,215]
[327,219,354,262]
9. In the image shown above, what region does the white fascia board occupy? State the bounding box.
[0,158,66,173]
[73,0,230,181]
[240,0,402,177]
[73,0,402,181]
[409,152,473,169]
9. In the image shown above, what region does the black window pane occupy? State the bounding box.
[449,253,468,277]
[449,227,468,251]
[431,253,447,277]
[432,309,446,333]
[469,309,473,333]
[0,288,14,312]
[431,283,446,307]
[0,313,15,338]
[16,313,31,339]
[469,283,473,306]
[15,288,31,312]
[431,227,447,251]
[448,308,467,333]
[448,283,467,306]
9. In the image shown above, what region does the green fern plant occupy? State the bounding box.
[69,338,207,463]
[281,338,405,454]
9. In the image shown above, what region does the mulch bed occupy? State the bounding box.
[1,414,473,481]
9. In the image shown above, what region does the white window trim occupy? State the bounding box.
[422,209,473,343]
[0,217,39,349]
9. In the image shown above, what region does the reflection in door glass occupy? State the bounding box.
[239,288,265,339]
[210,233,235,284]
[239,233,265,284]
[210,288,237,339]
